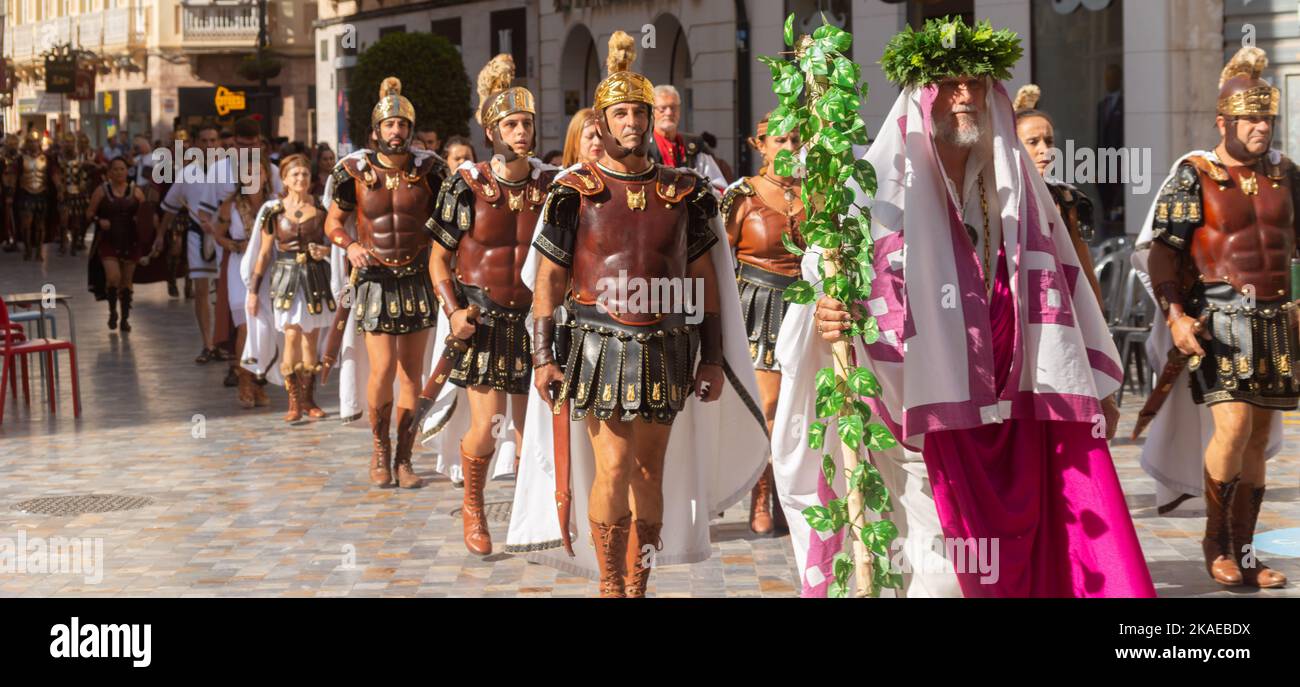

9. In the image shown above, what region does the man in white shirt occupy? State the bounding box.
[157,122,281,364]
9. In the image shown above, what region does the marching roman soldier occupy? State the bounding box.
[430,54,556,555]
[721,111,802,536]
[16,130,61,262]
[324,77,445,489]
[507,31,768,597]
[61,132,101,255]
[1,134,20,252]
[1144,46,1291,589]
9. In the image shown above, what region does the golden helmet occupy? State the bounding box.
[594,31,654,112]
[372,76,416,127]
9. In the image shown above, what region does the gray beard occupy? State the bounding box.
[935,113,984,148]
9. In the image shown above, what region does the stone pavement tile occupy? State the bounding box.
[2,253,1297,598]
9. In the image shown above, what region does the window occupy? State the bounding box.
[431,17,462,51]
[489,9,527,75]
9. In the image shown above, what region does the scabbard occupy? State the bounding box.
[401,305,479,446]
[553,397,575,557]
[319,269,357,382]
[1131,347,1190,440]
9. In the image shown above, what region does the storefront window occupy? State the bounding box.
[1032,0,1124,236]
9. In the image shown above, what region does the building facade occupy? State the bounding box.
[315,0,1274,236]
[3,0,315,146]
[313,0,534,156]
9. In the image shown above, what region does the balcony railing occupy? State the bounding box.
[182,3,260,44]
[3,7,147,63]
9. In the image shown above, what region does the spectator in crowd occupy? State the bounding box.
[560,108,604,167]
[541,150,562,166]
[311,143,337,197]
[648,84,727,190]
[415,125,440,154]
[442,135,476,171]
[101,130,130,161]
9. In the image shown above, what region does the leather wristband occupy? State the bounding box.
[328,227,354,251]
[699,312,723,366]
[434,279,462,319]
[250,272,263,296]
[1153,280,1184,315]
[531,316,556,368]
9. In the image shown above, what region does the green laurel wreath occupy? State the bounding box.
[880,16,1023,88]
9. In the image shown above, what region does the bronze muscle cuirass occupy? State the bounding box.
[1189,160,1296,298]
[21,154,48,194]
[347,156,437,267]
[570,165,694,326]
[454,161,555,309]
[65,158,89,194]
[274,209,326,253]
[731,185,803,276]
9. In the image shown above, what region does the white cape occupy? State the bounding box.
[504,165,770,578]
[239,200,284,386]
[1130,150,1283,511]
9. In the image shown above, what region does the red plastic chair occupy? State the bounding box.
[0,295,80,424]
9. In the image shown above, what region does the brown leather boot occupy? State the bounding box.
[1231,484,1288,589]
[392,408,424,489]
[368,402,394,487]
[299,368,326,419]
[590,515,631,598]
[1202,470,1243,586]
[624,519,662,598]
[282,370,303,422]
[750,464,776,535]
[235,368,256,409]
[460,449,493,555]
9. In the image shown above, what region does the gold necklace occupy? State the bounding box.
[761,174,800,231]
[977,173,992,295]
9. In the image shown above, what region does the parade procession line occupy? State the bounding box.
[0,253,1296,598]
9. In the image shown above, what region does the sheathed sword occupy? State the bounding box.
[552,391,574,557]
[1130,311,1210,441]
[402,304,481,446]
[319,268,359,383]
[1130,347,1192,440]
[550,304,575,557]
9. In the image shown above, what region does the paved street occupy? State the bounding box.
[1,251,1296,598]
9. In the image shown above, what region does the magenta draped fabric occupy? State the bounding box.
[922,246,1157,597]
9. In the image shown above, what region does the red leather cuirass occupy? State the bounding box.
[454,161,555,309]
[728,179,803,276]
[274,209,326,253]
[560,163,698,325]
[1188,156,1296,298]
[345,155,438,267]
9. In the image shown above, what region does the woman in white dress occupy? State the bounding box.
[216,151,274,409]
[247,154,336,421]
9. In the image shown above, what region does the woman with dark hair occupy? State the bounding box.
[310,143,337,197]
[85,156,147,332]
[720,111,804,536]
[1014,84,1105,307]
